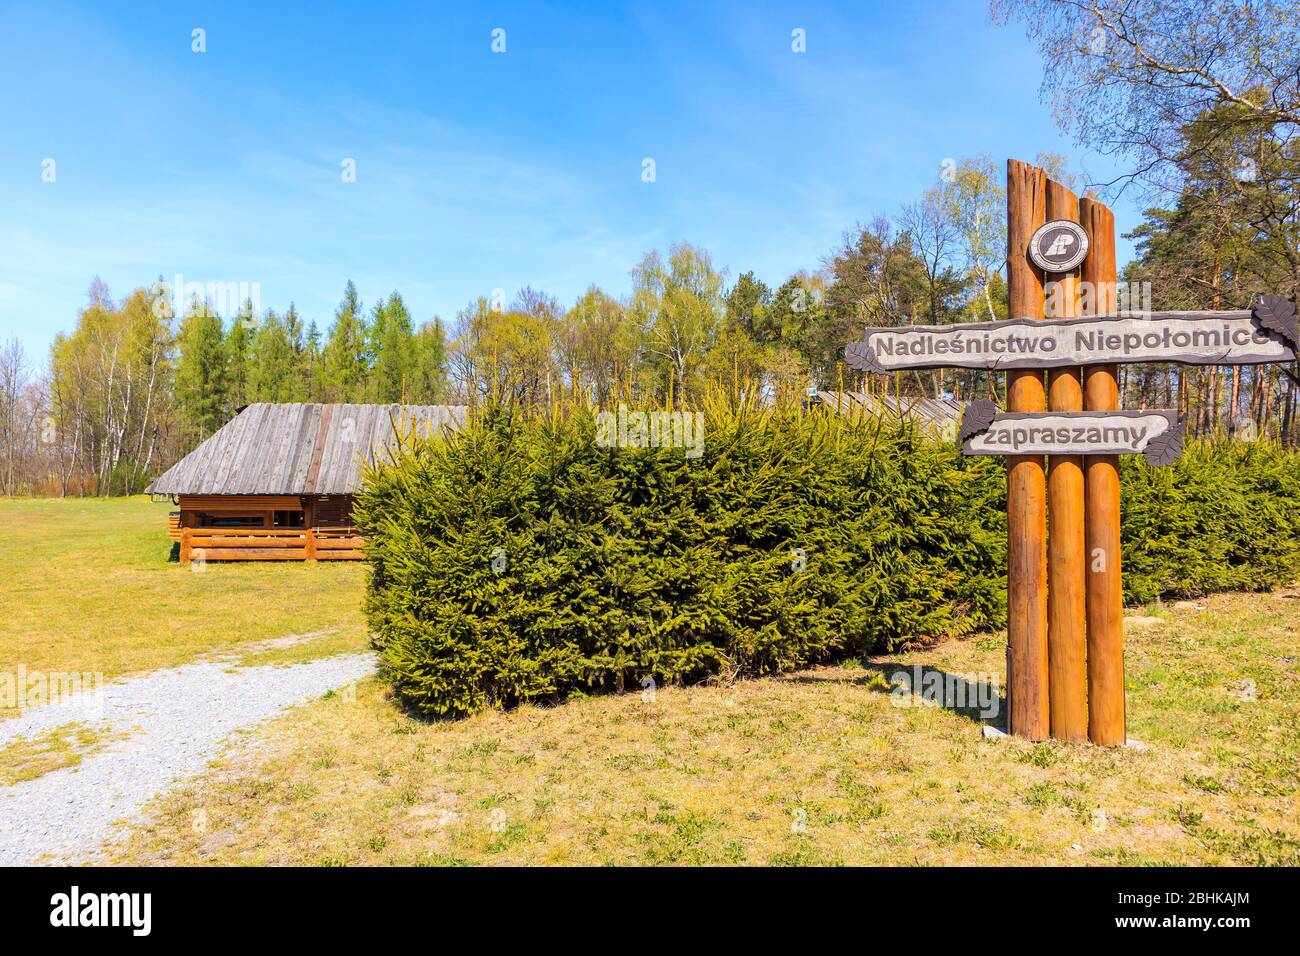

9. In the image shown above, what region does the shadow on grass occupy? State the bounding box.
[789,662,1008,730]
[375,658,1009,730]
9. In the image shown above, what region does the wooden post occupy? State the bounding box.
[305,527,318,562]
[1005,159,1050,740]
[1080,197,1126,746]
[1044,179,1089,742]
[180,526,192,564]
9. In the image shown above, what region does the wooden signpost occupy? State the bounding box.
[842,302,1299,374]
[959,404,1184,464]
[844,157,1300,746]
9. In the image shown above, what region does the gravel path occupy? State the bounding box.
[0,651,375,866]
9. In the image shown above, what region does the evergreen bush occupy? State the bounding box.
[357,401,1006,716]
[1119,440,1300,603]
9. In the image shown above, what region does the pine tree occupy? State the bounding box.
[282,302,307,400]
[303,318,322,401]
[249,310,296,402]
[174,296,228,440]
[724,272,775,342]
[370,292,416,402]
[322,281,367,402]
[285,303,305,355]
[412,318,449,401]
[224,298,256,413]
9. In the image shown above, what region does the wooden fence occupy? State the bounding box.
[180,527,365,563]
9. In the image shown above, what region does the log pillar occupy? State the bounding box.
[1080,197,1126,746]
[1044,179,1088,742]
[1005,159,1050,740]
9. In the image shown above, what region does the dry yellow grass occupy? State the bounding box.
[109,586,1299,866]
[0,722,133,786]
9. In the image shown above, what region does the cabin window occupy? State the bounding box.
[273,509,305,528]
[197,513,266,529]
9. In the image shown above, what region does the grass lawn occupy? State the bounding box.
[0,497,368,716]
[109,586,1299,866]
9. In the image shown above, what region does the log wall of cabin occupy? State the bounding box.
[175,495,363,562]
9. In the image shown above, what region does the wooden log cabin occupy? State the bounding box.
[147,403,466,562]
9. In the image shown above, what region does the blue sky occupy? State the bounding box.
[0,0,1144,361]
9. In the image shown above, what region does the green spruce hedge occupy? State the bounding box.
[1119,440,1300,603]
[357,403,1299,718]
[357,403,1006,717]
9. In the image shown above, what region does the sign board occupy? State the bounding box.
[958,400,1183,465]
[1028,219,1089,272]
[844,296,1298,374]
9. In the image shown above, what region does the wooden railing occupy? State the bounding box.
[180,527,365,563]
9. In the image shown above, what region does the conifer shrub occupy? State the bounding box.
[1119,440,1300,604]
[357,401,1006,717]
[357,402,1300,718]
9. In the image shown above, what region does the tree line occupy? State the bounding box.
[1,145,1296,496]
[171,281,449,445]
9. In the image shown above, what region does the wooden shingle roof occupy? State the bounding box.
[146,403,467,496]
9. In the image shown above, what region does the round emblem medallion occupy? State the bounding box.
[1027,219,1089,272]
